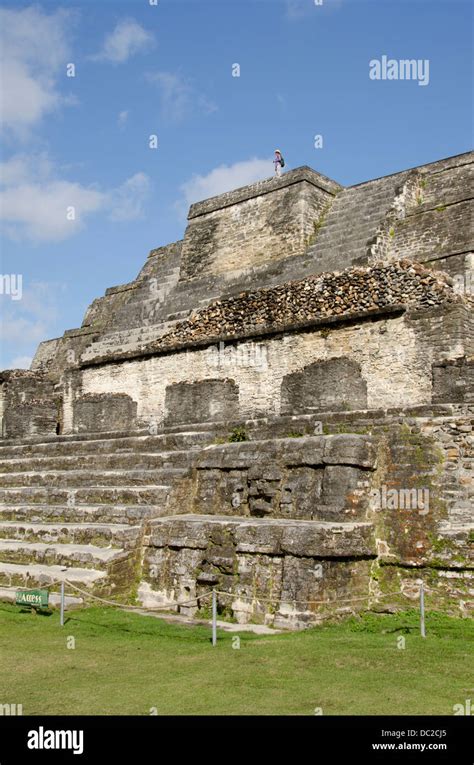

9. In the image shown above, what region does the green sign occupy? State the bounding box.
[16,589,49,608]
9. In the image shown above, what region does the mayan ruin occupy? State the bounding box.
[1,151,472,629]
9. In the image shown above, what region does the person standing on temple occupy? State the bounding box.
[274,149,285,177]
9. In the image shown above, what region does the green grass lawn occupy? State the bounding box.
[0,604,472,716]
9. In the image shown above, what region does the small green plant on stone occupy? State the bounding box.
[306,203,332,247]
[287,431,304,438]
[228,426,247,442]
[389,227,395,238]
[435,205,446,212]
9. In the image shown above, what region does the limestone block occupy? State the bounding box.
[323,435,377,468]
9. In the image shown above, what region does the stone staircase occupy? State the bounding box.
[1,406,471,621]
[0,424,380,617]
[80,251,187,361]
[303,172,410,273]
[0,429,216,599]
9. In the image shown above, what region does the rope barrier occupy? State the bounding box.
[4,579,428,611]
[214,589,410,607]
[14,578,66,591]
[5,580,430,637]
[64,580,214,611]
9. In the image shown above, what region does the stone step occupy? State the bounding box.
[0,485,171,506]
[0,520,141,547]
[0,539,129,570]
[82,324,179,359]
[145,514,376,559]
[315,220,385,238]
[0,430,215,458]
[0,561,107,590]
[0,504,163,525]
[438,520,474,534]
[140,266,179,279]
[308,249,368,271]
[315,223,381,241]
[321,195,396,219]
[311,227,378,249]
[0,467,186,488]
[0,450,194,474]
[313,243,369,257]
[92,317,177,343]
[165,310,192,321]
[306,182,401,263]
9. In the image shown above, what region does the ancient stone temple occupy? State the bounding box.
[1,152,472,627]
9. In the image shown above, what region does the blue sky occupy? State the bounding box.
[0,0,472,369]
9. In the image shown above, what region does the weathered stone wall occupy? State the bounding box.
[61,299,469,434]
[31,242,183,381]
[164,378,239,425]
[179,168,340,280]
[281,357,368,414]
[78,260,461,366]
[140,434,377,627]
[389,156,473,283]
[140,516,375,628]
[0,371,58,438]
[190,435,375,521]
[432,358,474,404]
[73,393,138,433]
[138,412,472,624]
[26,153,472,385]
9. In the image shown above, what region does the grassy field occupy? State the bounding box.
[0,604,472,716]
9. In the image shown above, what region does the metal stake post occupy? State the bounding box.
[212,589,217,646]
[60,581,65,627]
[420,581,426,638]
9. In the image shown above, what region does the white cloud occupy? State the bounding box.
[91,19,154,63]
[0,154,152,242]
[0,177,106,242]
[146,71,217,122]
[1,316,48,346]
[177,158,272,216]
[109,172,151,222]
[0,6,74,135]
[0,153,53,186]
[118,110,129,129]
[8,356,33,370]
[1,281,61,370]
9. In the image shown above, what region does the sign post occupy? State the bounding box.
[15,589,49,611]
